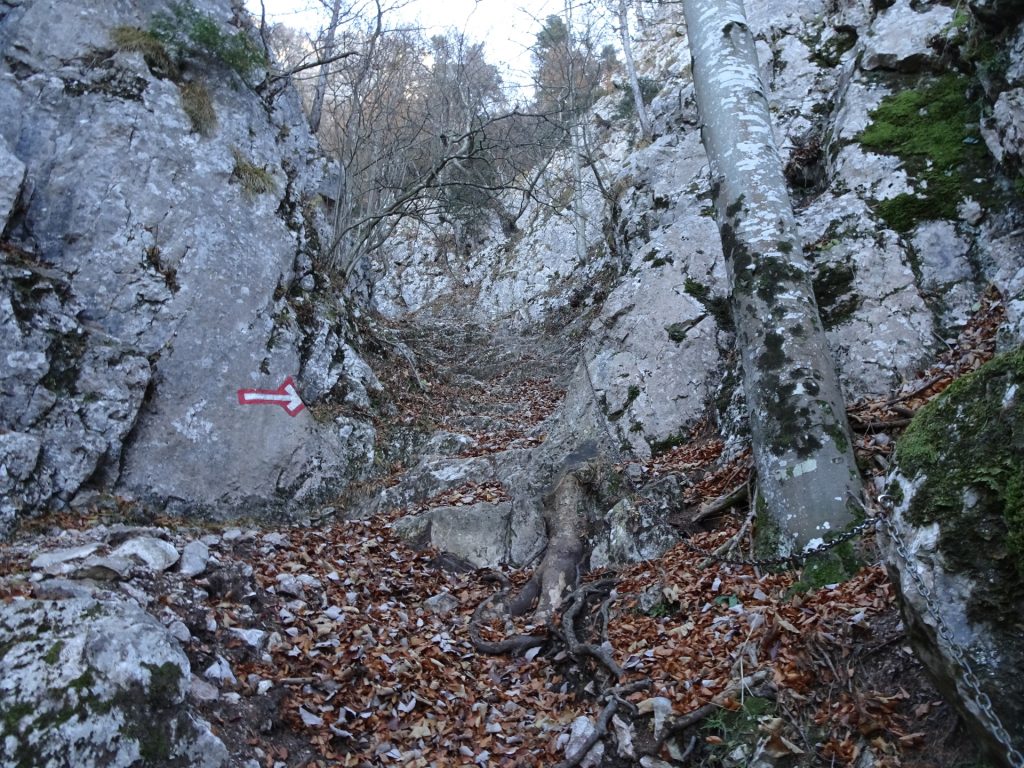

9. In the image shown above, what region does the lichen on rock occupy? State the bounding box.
[0,596,228,768]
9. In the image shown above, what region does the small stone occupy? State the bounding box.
[296,574,322,590]
[262,532,288,547]
[167,620,192,643]
[71,555,134,581]
[179,540,210,578]
[275,574,305,598]
[119,582,152,607]
[257,679,273,695]
[204,656,237,686]
[228,628,267,650]
[423,592,460,616]
[958,198,984,225]
[565,716,603,768]
[31,543,102,572]
[190,675,220,702]
[31,578,99,600]
[110,537,180,572]
[222,528,243,543]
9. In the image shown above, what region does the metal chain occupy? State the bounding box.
[685,514,882,568]
[878,497,1024,768]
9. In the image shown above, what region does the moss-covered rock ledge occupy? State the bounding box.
[884,347,1024,767]
[0,597,228,768]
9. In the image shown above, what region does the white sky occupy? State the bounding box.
[246,0,574,93]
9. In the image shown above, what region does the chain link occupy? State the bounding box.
[688,496,1023,766]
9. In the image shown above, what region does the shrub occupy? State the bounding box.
[232,148,275,197]
[180,80,216,135]
[150,1,267,81]
[614,77,661,120]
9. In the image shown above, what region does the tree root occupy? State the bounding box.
[558,577,623,680]
[468,570,546,655]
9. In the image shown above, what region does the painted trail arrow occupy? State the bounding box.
[237,376,305,416]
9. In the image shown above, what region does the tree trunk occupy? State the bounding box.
[617,0,652,141]
[564,0,588,263]
[682,0,862,555]
[308,0,342,135]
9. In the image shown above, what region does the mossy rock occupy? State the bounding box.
[857,73,992,231]
[888,347,1024,765]
[895,346,1024,593]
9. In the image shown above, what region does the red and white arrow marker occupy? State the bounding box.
[237,376,305,416]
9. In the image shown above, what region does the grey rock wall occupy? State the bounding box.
[369,0,1024,461]
[0,0,378,530]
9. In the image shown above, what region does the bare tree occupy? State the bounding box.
[682,0,861,554]
[308,0,344,133]
[614,0,652,141]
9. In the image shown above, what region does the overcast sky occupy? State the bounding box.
[246,0,577,92]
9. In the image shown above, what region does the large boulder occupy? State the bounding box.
[0,596,228,768]
[0,0,378,527]
[883,348,1024,766]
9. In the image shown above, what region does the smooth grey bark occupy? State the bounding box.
[308,0,343,134]
[616,0,652,141]
[682,0,862,554]
[563,0,588,263]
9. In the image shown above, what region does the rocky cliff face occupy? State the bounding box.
[3,0,1024,765]
[0,0,378,536]
[371,0,1024,462]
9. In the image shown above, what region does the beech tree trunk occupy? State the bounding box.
[616,0,652,141]
[682,0,862,554]
[564,0,588,263]
[308,0,342,134]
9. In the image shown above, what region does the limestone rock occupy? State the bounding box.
[861,0,954,72]
[394,502,511,567]
[0,138,24,230]
[590,498,678,570]
[0,265,151,536]
[0,596,228,768]
[884,349,1024,765]
[111,536,180,572]
[0,0,378,530]
[178,540,210,578]
[981,88,1024,165]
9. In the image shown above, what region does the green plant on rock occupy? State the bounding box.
[614,77,661,120]
[702,696,775,763]
[232,148,275,197]
[179,80,216,136]
[150,1,267,81]
[857,74,990,231]
[110,26,178,78]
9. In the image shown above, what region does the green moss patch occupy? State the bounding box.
[857,74,990,231]
[684,278,733,330]
[895,348,1024,614]
[811,261,860,328]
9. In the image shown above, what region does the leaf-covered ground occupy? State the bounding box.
[0,291,1006,767]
